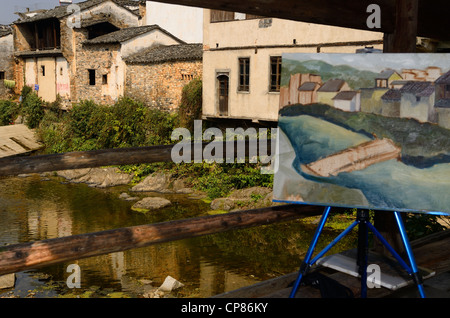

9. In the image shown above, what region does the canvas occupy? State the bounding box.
[273,53,450,215]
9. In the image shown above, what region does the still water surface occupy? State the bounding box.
[0,174,354,298]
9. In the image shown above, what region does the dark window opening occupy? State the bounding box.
[89,69,96,86]
[102,74,108,85]
[270,56,282,92]
[32,18,61,50]
[87,22,120,40]
[41,65,46,77]
[0,72,5,80]
[238,58,250,92]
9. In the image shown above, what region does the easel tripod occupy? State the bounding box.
[289,207,426,298]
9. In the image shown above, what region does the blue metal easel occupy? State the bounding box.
[289,207,426,298]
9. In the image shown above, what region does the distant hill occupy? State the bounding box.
[281,59,379,90]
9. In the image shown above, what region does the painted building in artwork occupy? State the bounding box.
[332,90,361,112]
[434,70,450,129]
[201,9,384,124]
[316,79,351,105]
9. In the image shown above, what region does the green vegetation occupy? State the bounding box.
[0,99,20,125]
[34,89,272,200]
[178,78,202,132]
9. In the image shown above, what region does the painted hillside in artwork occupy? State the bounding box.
[273,53,450,215]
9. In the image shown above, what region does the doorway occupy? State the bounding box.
[217,74,229,116]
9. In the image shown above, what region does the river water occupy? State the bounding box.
[0,173,355,298]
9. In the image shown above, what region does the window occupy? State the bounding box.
[0,71,4,80]
[41,66,46,77]
[210,10,263,22]
[270,56,282,92]
[102,74,108,85]
[88,69,96,86]
[210,10,235,22]
[238,58,250,92]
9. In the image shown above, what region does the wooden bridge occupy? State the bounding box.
[0,124,42,158]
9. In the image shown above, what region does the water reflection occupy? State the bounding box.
[0,174,356,298]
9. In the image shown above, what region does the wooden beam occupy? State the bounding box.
[0,140,270,176]
[383,0,419,53]
[152,0,450,40]
[0,204,326,276]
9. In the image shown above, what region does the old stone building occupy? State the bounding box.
[11,0,202,110]
[124,43,203,111]
[12,0,147,106]
[78,24,184,105]
[0,26,14,98]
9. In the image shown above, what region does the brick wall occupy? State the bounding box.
[125,60,202,111]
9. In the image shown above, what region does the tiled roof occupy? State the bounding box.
[317,79,346,92]
[381,89,402,101]
[14,0,142,24]
[376,69,398,79]
[382,81,434,101]
[84,25,185,44]
[399,81,432,94]
[435,70,450,84]
[124,43,203,64]
[298,82,319,91]
[435,99,450,108]
[0,26,12,37]
[332,90,358,101]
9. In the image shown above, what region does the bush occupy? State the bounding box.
[178,78,202,132]
[0,100,20,126]
[20,85,33,101]
[70,100,106,139]
[22,92,44,129]
[102,97,149,148]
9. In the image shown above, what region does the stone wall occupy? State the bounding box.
[75,42,122,105]
[125,60,202,111]
[0,33,15,98]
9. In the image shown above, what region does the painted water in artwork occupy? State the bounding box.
[273,53,450,215]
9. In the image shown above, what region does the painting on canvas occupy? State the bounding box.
[273,53,450,215]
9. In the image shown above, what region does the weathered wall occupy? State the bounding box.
[120,30,181,58]
[202,9,384,122]
[0,34,14,98]
[125,60,202,111]
[75,43,122,105]
[146,1,203,43]
[203,9,383,50]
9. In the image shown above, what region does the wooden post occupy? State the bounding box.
[376,0,419,256]
[383,0,418,53]
[0,204,326,276]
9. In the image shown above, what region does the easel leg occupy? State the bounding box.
[357,210,369,298]
[394,212,426,298]
[289,206,331,298]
